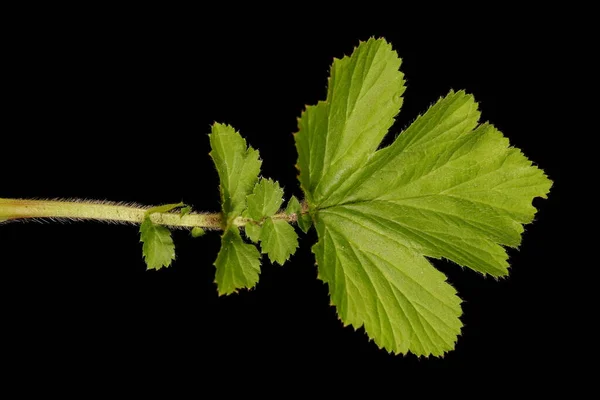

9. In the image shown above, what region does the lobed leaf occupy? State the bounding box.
[330,91,552,276]
[295,37,405,207]
[314,209,462,356]
[294,38,552,355]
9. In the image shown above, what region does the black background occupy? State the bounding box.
[1,9,572,389]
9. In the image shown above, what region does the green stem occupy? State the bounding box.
[0,198,297,229]
[0,198,220,228]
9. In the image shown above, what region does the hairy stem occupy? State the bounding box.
[0,198,298,229]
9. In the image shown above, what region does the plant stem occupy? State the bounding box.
[0,198,297,229]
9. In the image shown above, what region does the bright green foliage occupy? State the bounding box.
[209,123,299,294]
[209,123,262,225]
[294,38,551,356]
[209,123,264,294]
[191,227,205,237]
[285,195,312,233]
[295,37,405,208]
[259,218,298,265]
[285,196,301,216]
[297,212,312,234]
[243,178,299,263]
[313,213,462,356]
[244,223,262,243]
[139,202,184,270]
[339,92,551,277]
[214,228,261,295]
[245,178,284,221]
[140,218,176,271]
[0,37,551,357]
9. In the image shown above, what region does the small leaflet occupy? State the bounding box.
[139,202,183,270]
[285,196,301,216]
[209,123,261,223]
[140,217,176,270]
[214,228,261,295]
[285,195,312,233]
[209,123,265,294]
[245,178,284,221]
[259,218,298,265]
[244,223,262,243]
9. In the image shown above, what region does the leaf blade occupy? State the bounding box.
[294,39,551,356]
[260,218,298,265]
[244,223,262,243]
[214,228,261,295]
[285,195,301,216]
[140,217,176,270]
[331,92,552,276]
[209,123,262,223]
[285,195,312,233]
[297,214,313,234]
[314,208,462,356]
[295,38,405,207]
[245,178,284,221]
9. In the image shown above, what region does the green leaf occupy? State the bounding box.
[297,214,312,234]
[214,228,261,295]
[191,227,205,237]
[245,178,284,221]
[330,91,552,277]
[139,202,183,270]
[294,39,552,356]
[313,210,462,356]
[245,187,300,264]
[285,195,312,233]
[209,123,262,224]
[244,223,262,243]
[285,195,301,216]
[295,37,405,208]
[140,217,176,270]
[259,218,298,265]
[209,123,270,294]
